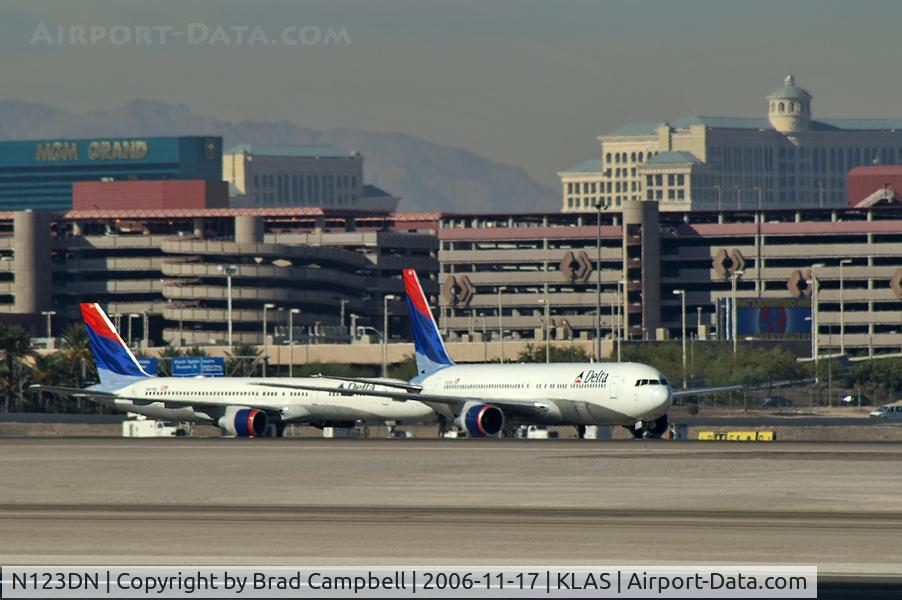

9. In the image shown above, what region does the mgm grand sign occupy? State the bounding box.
[35,139,149,162]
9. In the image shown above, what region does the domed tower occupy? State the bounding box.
[767,75,812,133]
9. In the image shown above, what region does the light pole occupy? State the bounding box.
[481,317,487,360]
[262,303,275,377]
[810,263,825,382]
[497,286,506,364]
[734,185,741,210]
[713,184,722,211]
[696,306,702,339]
[127,314,139,348]
[673,289,687,389]
[218,264,238,350]
[382,294,398,377]
[730,270,744,356]
[288,308,300,377]
[594,199,603,361]
[839,259,852,355]
[339,299,349,340]
[538,298,551,364]
[142,311,149,351]
[617,280,625,362]
[40,310,56,345]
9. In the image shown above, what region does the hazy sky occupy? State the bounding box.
[4,0,902,187]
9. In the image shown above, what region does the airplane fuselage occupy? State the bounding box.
[417,362,672,426]
[94,376,436,425]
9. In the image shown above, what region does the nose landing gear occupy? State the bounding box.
[626,414,668,439]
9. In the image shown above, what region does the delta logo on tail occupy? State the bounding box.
[402,269,454,376]
[81,302,151,382]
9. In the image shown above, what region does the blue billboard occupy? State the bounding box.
[171,356,225,377]
[137,357,159,376]
[736,298,811,340]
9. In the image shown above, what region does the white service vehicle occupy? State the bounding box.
[869,403,902,419]
[122,415,182,438]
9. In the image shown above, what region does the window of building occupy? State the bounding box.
[655,174,663,186]
[668,189,675,200]
[677,174,685,186]
[646,175,654,187]
[667,174,675,186]
[779,102,785,113]
[677,189,685,200]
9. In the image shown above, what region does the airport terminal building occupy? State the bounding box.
[561,76,902,213]
[0,208,438,347]
[0,136,223,211]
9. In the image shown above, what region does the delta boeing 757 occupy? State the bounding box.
[255,269,723,438]
[31,303,434,437]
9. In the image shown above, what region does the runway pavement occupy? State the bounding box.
[0,438,900,577]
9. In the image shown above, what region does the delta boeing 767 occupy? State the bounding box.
[255,269,723,438]
[31,303,434,437]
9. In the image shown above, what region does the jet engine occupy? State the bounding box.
[457,401,504,437]
[218,406,269,437]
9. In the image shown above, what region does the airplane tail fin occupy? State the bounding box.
[80,303,152,386]
[402,269,454,376]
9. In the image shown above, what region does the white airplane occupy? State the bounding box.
[255,269,724,438]
[30,303,435,437]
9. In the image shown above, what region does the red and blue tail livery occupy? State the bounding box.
[403,269,454,376]
[81,303,152,385]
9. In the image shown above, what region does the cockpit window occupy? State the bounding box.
[636,378,664,387]
[659,378,669,386]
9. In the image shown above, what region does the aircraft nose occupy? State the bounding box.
[650,386,672,412]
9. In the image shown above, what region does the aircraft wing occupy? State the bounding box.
[251,382,555,419]
[671,385,743,398]
[29,384,290,414]
[310,374,423,392]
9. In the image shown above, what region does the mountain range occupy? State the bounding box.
[0,98,557,213]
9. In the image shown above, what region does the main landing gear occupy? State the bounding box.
[625,414,668,439]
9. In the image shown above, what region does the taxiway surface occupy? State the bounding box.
[0,438,899,576]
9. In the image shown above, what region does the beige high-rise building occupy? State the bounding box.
[562,76,902,212]
[224,144,364,207]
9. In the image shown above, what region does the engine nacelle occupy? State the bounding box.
[457,402,505,437]
[218,406,268,438]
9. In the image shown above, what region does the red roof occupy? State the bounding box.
[848,165,902,176]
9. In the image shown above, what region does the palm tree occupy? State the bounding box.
[157,346,183,377]
[226,343,263,377]
[59,323,95,388]
[28,352,69,412]
[0,324,35,412]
